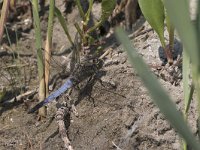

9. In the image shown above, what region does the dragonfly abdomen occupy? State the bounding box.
[28,79,74,114]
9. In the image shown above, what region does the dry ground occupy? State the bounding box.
[0,1,198,150]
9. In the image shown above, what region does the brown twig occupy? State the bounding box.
[56,106,74,150]
[99,47,113,60]
[129,27,153,39]
[0,49,33,57]
[2,64,29,69]
[3,88,37,104]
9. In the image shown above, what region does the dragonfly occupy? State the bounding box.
[28,58,101,113]
[28,36,101,114]
[28,1,110,113]
[28,31,80,113]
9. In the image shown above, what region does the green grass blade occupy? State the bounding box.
[54,7,74,46]
[194,0,200,138]
[163,0,199,67]
[75,0,85,20]
[164,0,200,138]
[183,49,194,150]
[115,28,200,150]
[46,0,54,45]
[166,15,174,54]
[85,0,93,25]
[32,0,44,79]
[32,0,46,117]
[196,0,200,35]
[183,50,194,114]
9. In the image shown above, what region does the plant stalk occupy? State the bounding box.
[74,0,85,20]
[0,0,10,43]
[32,0,46,117]
[45,0,55,97]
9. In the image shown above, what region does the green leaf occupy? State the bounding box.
[101,0,116,21]
[115,28,200,150]
[196,0,200,38]
[87,0,115,34]
[138,0,165,47]
[183,50,194,114]
[163,0,199,67]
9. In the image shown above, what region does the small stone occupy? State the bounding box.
[124,116,136,129]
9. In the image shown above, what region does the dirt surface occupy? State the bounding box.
[0,1,198,150]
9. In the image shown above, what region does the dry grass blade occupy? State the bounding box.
[0,0,10,43]
[44,0,55,96]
